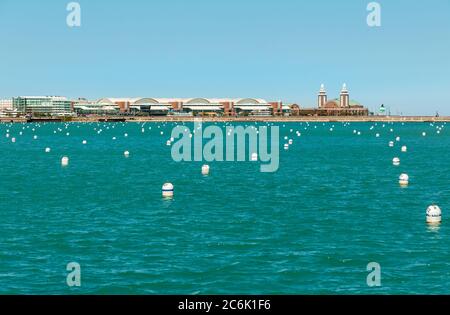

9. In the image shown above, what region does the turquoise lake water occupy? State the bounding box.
[0,121,449,294]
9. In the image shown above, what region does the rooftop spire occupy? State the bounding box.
[320,84,326,93]
[341,83,348,92]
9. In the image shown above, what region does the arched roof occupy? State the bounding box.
[236,98,262,105]
[134,98,160,105]
[97,98,115,104]
[185,98,211,104]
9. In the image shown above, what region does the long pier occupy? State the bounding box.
[1,116,449,123]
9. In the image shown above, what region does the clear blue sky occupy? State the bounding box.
[0,0,449,115]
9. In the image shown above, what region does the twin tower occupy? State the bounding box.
[318,83,350,108]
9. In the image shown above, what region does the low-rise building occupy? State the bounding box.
[13,96,73,116]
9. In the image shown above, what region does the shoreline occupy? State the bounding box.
[1,115,449,123]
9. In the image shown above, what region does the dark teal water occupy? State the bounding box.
[0,121,449,294]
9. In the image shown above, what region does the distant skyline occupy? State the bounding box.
[0,0,449,115]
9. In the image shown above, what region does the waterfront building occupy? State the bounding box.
[13,96,72,116]
[340,83,350,107]
[0,98,13,111]
[0,98,17,117]
[318,84,327,108]
[73,98,120,115]
[96,98,279,116]
[298,84,369,116]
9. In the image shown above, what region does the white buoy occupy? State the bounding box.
[82,140,87,145]
[422,132,427,137]
[11,137,16,143]
[426,205,442,224]
[45,147,51,153]
[112,137,116,140]
[396,136,400,142]
[251,153,258,161]
[33,135,38,140]
[376,133,380,138]
[124,151,130,157]
[284,144,289,150]
[389,141,394,147]
[288,139,293,145]
[166,140,171,146]
[162,183,174,198]
[401,146,407,152]
[124,133,128,137]
[201,164,210,175]
[61,156,69,166]
[393,157,400,166]
[399,173,409,186]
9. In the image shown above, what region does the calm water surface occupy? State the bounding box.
[0,121,449,294]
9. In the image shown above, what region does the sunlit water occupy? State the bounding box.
[0,121,449,294]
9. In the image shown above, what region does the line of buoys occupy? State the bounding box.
[426,205,442,224]
[61,156,69,166]
[162,183,174,198]
[201,164,210,175]
[399,173,409,186]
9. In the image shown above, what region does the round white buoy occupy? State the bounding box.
[124,151,130,157]
[201,164,210,175]
[112,137,116,140]
[33,135,38,140]
[389,141,394,147]
[11,137,16,143]
[393,157,400,166]
[288,139,293,145]
[401,146,407,152]
[399,173,409,186]
[82,140,87,145]
[376,133,380,138]
[61,156,69,166]
[284,144,289,150]
[124,133,128,137]
[162,183,174,198]
[426,205,442,224]
[422,132,427,137]
[45,147,51,153]
[166,140,171,146]
[251,153,258,161]
[396,136,400,142]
